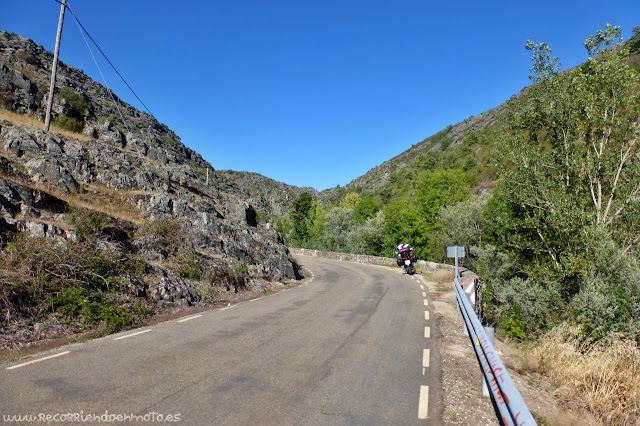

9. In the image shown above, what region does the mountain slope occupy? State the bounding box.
[0,31,301,350]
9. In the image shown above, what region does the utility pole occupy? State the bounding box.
[44,0,67,132]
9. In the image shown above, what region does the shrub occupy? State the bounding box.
[68,208,112,242]
[464,132,479,146]
[439,136,453,151]
[178,258,202,280]
[52,116,83,133]
[0,233,149,331]
[488,276,561,338]
[415,152,440,170]
[58,87,94,117]
[163,135,177,149]
[436,194,488,250]
[136,218,184,256]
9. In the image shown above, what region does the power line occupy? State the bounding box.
[52,0,154,117]
[49,0,158,188]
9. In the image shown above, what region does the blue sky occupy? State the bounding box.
[3,1,639,190]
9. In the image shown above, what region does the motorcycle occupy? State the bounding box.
[396,246,417,275]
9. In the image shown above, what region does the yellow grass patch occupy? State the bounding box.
[530,325,640,424]
[0,108,95,142]
[423,268,455,283]
[0,109,146,224]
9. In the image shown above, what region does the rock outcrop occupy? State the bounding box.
[0,30,301,324]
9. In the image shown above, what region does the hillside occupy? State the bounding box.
[218,170,320,222]
[0,31,301,350]
[228,35,640,213]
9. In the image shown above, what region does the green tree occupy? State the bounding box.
[437,194,489,249]
[339,192,361,210]
[308,203,326,247]
[351,211,386,255]
[415,151,440,170]
[502,25,640,278]
[416,169,470,222]
[382,200,427,257]
[486,25,640,335]
[320,207,353,252]
[353,197,379,224]
[627,25,640,53]
[275,216,292,242]
[291,192,315,245]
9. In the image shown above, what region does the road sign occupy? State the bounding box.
[447,246,465,258]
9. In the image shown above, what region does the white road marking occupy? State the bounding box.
[113,329,151,341]
[178,314,202,323]
[420,285,424,290]
[423,349,430,368]
[423,299,429,306]
[425,311,430,320]
[424,326,430,338]
[422,291,426,297]
[7,351,71,370]
[221,305,236,311]
[418,385,429,419]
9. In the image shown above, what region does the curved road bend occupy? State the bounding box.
[1,255,442,425]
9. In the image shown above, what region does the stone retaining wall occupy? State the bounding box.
[288,247,466,275]
[288,248,396,266]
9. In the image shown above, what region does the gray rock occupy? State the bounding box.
[0,31,302,311]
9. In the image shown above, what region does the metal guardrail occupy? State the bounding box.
[454,277,537,426]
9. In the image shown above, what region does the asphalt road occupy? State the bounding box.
[0,255,442,425]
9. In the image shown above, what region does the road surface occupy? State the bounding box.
[1,255,442,425]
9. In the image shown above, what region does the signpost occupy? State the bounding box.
[446,245,465,279]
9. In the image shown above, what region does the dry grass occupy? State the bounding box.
[0,117,144,225]
[422,268,455,283]
[528,325,640,425]
[0,166,143,225]
[0,108,95,142]
[73,182,145,225]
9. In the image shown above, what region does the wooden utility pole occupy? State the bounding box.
[44,0,67,132]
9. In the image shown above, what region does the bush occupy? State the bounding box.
[499,306,528,340]
[489,276,561,338]
[0,233,149,331]
[52,116,83,133]
[439,136,453,151]
[464,132,479,146]
[436,194,488,250]
[52,287,136,331]
[58,87,94,117]
[415,152,440,170]
[135,218,186,257]
[68,208,112,242]
[569,232,640,341]
[318,207,353,252]
[178,258,202,280]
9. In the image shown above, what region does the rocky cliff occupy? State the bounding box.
[0,31,301,349]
